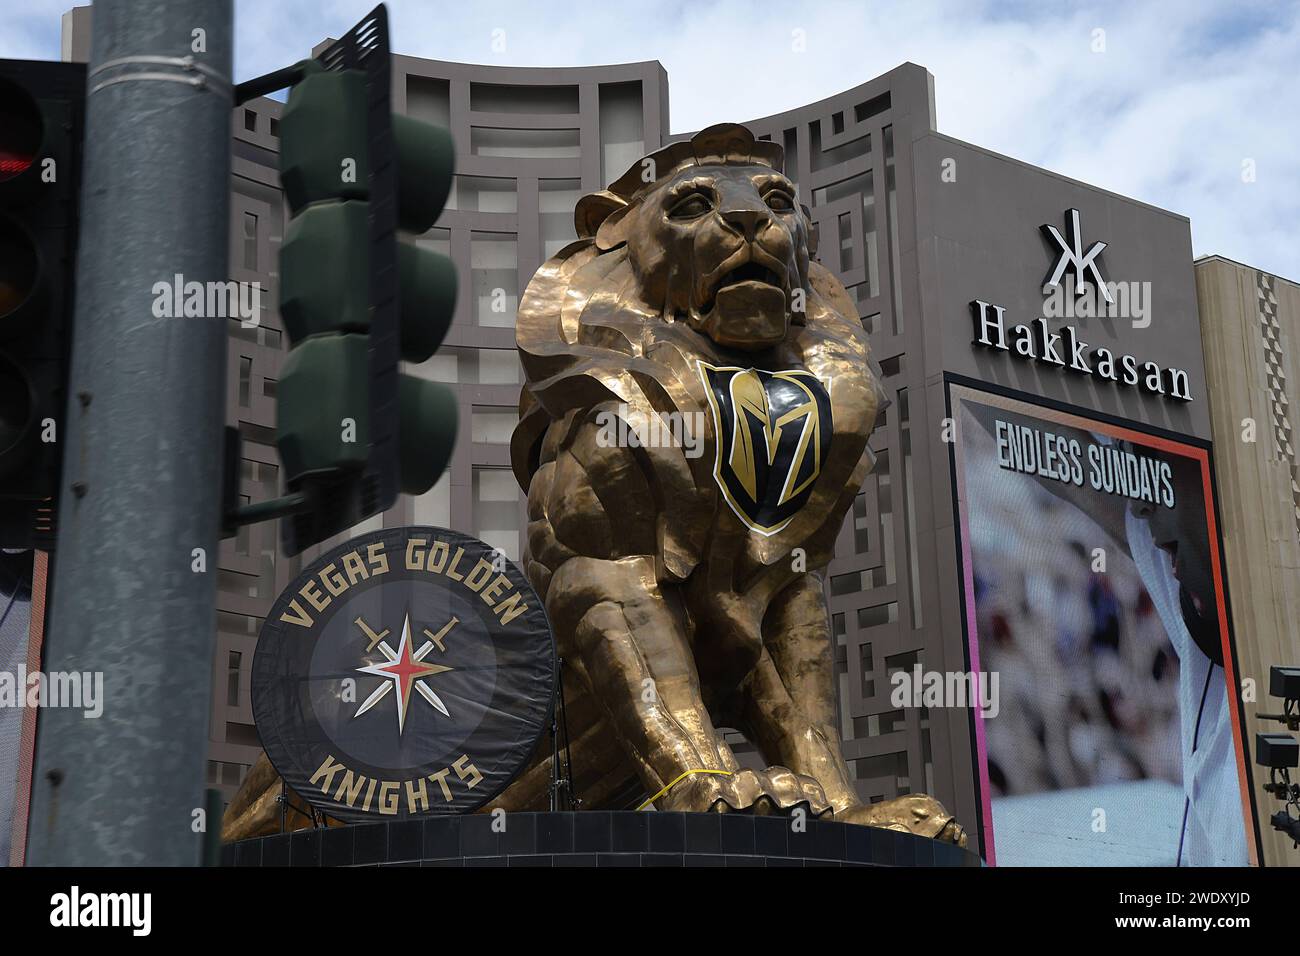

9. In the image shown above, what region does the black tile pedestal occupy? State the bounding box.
[223,812,983,868]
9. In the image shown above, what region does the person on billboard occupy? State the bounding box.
[1087,439,1248,866]
[970,405,1249,866]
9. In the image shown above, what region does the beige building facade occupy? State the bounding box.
[1196,256,1300,866]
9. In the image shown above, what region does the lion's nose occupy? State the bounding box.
[719,204,771,241]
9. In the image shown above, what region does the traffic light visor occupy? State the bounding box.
[393,114,453,233]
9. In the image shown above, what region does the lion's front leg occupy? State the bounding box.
[740,571,862,812]
[547,554,744,812]
[744,572,967,846]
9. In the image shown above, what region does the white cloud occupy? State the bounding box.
[3,0,1296,276]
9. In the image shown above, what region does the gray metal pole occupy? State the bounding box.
[26,0,232,866]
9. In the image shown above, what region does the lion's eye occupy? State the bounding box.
[764,189,795,212]
[668,191,713,220]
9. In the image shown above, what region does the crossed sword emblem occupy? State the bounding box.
[352,613,459,731]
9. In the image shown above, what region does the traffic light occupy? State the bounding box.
[1257,665,1300,848]
[271,6,458,553]
[0,60,83,550]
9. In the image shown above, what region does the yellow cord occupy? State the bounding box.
[636,769,734,811]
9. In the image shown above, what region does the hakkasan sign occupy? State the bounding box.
[970,209,1194,404]
[250,527,555,823]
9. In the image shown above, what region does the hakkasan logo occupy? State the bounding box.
[969,208,1192,404]
[250,527,555,823]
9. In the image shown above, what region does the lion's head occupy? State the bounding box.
[588,130,812,350]
[512,124,876,522]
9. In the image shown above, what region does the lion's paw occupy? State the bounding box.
[710,767,832,817]
[832,794,968,848]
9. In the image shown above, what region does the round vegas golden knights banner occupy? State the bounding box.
[251,527,555,823]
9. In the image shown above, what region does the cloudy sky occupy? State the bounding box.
[3,0,1296,278]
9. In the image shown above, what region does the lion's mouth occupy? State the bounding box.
[717,261,784,291]
[686,254,794,351]
[699,261,786,317]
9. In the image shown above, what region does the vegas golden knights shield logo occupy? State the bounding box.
[699,362,834,536]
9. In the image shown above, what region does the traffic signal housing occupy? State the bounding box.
[1255,665,1300,850]
[272,7,458,554]
[0,59,83,550]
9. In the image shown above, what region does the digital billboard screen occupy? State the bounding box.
[949,383,1256,866]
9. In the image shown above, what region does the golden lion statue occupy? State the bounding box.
[494,123,964,844]
[222,123,964,848]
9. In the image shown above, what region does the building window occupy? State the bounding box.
[472,406,517,444]
[235,495,250,555]
[782,128,800,186]
[407,75,450,129]
[472,232,518,328]
[540,178,581,259]
[242,211,258,271]
[410,347,520,385]
[238,355,252,407]
[243,108,256,132]
[219,569,260,600]
[217,611,260,637]
[838,212,854,272]
[812,170,877,300]
[598,81,644,184]
[269,117,279,138]
[470,126,580,159]
[226,651,242,707]
[231,321,280,349]
[410,351,458,384]
[477,348,520,385]
[470,82,579,115]
[455,175,517,213]
[810,119,870,173]
[417,226,450,257]
[473,467,520,561]
[884,125,901,331]
[414,470,451,528]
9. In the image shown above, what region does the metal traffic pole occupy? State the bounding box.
[26,0,232,865]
